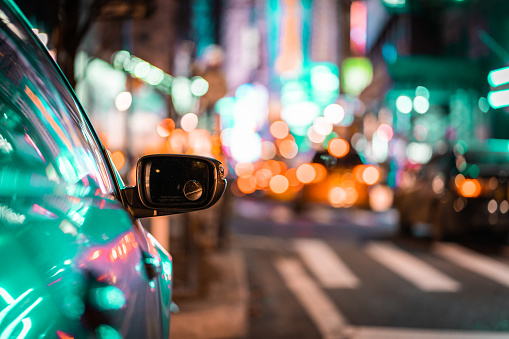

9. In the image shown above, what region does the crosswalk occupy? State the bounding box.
[365,242,460,292]
[240,235,509,339]
[294,238,360,289]
[295,238,509,339]
[289,238,509,293]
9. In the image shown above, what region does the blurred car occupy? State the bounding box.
[302,147,380,209]
[0,2,225,338]
[394,142,509,240]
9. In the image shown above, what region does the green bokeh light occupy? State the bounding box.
[134,61,151,78]
[478,97,490,113]
[488,66,509,87]
[383,0,406,8]
[190,76,209,97]
[488,89,509,109]
[96,325,122,339]
[341,58,373,96]
[415,86,430,100]
[469,164,480,178]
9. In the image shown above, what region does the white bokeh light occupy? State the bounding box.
[115,92,132,111]
[312,117,334,136]
[231,129,262,163]
[181,113,198,132]
[323,104,345,124]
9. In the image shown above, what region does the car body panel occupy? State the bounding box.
[0,1,173,337]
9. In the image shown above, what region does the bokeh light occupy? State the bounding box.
[311,164,327,183]
[362,165,380,185]
[369,184,393,211]
[156,118,175,138]
[168,129,187,153]
[296,164,316,184]
[255,169,272,188]
[323,104,345,124]
[261,141,277,160]
[281,101,321,129]
[181,113,198,132]
[415,86,430,99]
[459,179,481,198]
[396,95,412,114]
[285,168,300,187]
[270,121,290,139]
[235,162,254,176]
[307,126,326,143]
[231,129,262,163]
[237,175,257,194]
[279,139,298,159]
[111,151,125,171]
[328,138,350,158]
[269,175,290,194]
[313,117,334,136]
[115,92,132,111]
[377,124,393,142]
[329,187,346,207]
[263,160,285,176]
[190,76,209,97]
[406,142,433,164]
[413,96,430,114]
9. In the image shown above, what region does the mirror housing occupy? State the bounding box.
[122,154,226,218]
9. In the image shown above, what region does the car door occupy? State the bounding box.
[0,3,166,337]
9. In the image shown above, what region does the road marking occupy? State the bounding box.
[294,239,360,288]
[434,243,509,288]
[274,258,348,339]
[366,242,461,292]
[344,326,509,339]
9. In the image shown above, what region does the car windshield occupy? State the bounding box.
[0,4,114,197]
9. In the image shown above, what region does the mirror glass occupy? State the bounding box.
[143,157,210,206]
[183,180,203,201]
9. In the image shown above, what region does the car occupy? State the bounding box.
[394,141,509,241]
[0,1,226,338]
[301,148,378,209]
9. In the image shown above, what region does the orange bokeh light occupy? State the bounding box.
[255,169,272,188]
[311,163,327,183]
[329,187,346,207]
[285,168,300,187]
[362,165,380,185]
[111,151,125,171]
[270,120,290,139]
[353,165,365,183]
[235,162,254,176]
[296,164,316,184]
[279,139,298,159]
[459,179,481,198]
[270,175,290,194]
[157,118,176,138]
[237,175,257,194]
[328,138,350,158]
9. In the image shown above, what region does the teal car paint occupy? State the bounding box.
[0,1,225,337]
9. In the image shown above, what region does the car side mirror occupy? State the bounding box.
[122,154,226,218]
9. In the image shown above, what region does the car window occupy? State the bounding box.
[0,6,116,197]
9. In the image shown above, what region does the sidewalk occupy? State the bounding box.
[169,246,249,339]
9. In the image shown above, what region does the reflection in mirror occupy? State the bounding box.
[183,180,203,201]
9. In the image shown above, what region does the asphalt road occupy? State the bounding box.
[231,197,509,339]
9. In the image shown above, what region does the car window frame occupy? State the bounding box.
[5,2,127,203]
